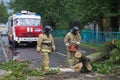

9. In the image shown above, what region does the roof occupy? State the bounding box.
[9,14,41,19]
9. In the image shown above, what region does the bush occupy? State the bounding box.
[115,40,120,49]
[92,48,120,74]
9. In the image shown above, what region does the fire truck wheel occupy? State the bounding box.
[15,42,19,48]
[13,41,18,48]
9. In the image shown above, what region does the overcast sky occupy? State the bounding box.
[0,0,13,13]
[5,0,10,6]
[0,0,10,4]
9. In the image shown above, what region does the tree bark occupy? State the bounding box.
[110,0,119,32]
[86,42,117,62]
[86,52,102,62]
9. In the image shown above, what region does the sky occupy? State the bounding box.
[0,0,13,13]
[0,0,10,5]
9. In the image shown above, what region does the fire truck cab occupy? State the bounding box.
[8,10,43,47]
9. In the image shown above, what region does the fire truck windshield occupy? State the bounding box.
[16,18,41,26]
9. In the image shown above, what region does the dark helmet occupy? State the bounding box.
[70,26,79,32]
[44,25,53,32]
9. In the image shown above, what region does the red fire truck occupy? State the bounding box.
[7,10,43,47]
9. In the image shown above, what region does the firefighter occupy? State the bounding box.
[64,26,92,72]
[36,25,56,72]
[64,26,81,68]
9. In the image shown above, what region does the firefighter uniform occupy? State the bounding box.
[36,26,56,72]
[64,27,81,67]
[64,26,92,72]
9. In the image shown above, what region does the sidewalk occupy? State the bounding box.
[0,45,5,62]
[0,36,9,62]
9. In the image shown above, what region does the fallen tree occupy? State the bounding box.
[73,40,120,72]
[87,40,119,62]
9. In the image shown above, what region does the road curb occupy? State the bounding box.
[0,36,9,62]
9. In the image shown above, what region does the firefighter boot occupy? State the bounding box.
[68,58,75,68]
[42,53,50,73]
[42,61,50,72]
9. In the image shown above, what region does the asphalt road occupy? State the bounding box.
[0,36,96,68]
[0,36,68,68]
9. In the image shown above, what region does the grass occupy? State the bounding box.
[92,52,120,74]
[80,42,99,50]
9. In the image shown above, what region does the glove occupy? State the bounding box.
[52,47,56,52]
[37,50,41,54]
[76,42,80,45]
[65,43,70,47]
[36,46,41,54]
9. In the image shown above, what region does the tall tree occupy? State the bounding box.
[8,0,120,31]
[8,0,68,29]
[0,0,9,23]
[110,0,120,32]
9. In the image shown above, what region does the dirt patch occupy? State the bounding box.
[27,72,120,80]
[44,72,120,80]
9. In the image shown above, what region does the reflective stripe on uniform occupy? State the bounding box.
[43,40,52,43]
[44,66,49,69]
[43,66,50,71]
[41,49,51,53]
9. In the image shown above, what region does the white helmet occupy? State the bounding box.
[44,25,53,32]
[70,26,79,32]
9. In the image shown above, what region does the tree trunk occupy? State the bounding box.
[86,42,117,62]
[86,52,102,62]
[110,17,119,32]
[110,0,119,32]
[97,15,104,31]
[73,41,118,72]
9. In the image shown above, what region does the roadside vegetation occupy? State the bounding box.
[80,40,120,74]
[92,40,120,74]
[80,43,99,50]
[0,60,60,80]
[92,52,120,74]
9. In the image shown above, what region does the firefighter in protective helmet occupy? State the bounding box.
[36,25,56,72]
[64,26,92,72]
[64,26,81,67]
